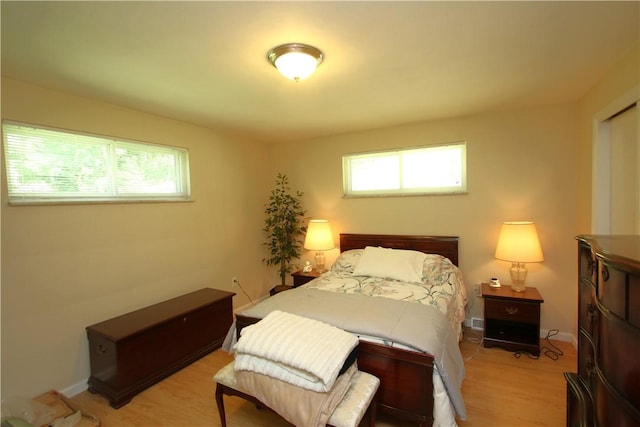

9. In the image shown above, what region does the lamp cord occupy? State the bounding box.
[514,328,564,361]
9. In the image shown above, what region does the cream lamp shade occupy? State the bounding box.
[304,219,335,272]
[494,221,544,292]
[267,43,323,81]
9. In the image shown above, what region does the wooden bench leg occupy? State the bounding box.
[215,383,227,427]
[368,391,378,427]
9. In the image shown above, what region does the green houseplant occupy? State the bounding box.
[263,173,307,286]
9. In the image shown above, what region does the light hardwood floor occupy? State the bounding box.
[69,329,576,426]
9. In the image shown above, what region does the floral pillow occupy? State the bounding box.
[420,254,451,282]
[330,249,364,274]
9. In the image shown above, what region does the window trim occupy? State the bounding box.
[2,120,191,205]
[342,142,467,198]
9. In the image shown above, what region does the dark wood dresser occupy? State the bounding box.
[86,288,234,408]
[565,235,640,426]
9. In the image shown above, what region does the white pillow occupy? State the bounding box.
[352,246,427,283]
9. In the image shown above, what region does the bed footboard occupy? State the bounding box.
[357,340,434,425]
[234,314,435,425]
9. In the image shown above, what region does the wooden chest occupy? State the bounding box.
[86,288,234,408]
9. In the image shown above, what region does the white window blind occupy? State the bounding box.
[343,142,467,197]
[2,121,191,204]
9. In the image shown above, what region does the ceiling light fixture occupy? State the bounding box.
[267,43,323,82]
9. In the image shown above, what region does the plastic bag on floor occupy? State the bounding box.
[1,396,55,427]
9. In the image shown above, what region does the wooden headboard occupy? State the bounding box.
[339,233,459,266]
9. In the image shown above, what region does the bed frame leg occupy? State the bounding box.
[215,384,227,427]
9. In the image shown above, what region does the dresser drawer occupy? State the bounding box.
[597,308,640,408]
[598,261,627,318]
[593,369,640,427]
[484,298,540,324]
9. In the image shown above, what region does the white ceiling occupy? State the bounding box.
[1,1,638,143]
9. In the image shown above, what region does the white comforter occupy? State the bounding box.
[233,310,358,392]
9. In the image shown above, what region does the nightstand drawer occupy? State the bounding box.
[485,298,539,324]
[293,274,314,287]
[291,269,321,287]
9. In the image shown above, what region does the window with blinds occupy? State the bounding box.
[2,121,191,204]
[342,142,467,197]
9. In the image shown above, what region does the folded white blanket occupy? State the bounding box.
[233,310,358,392]
[236,363,357,427]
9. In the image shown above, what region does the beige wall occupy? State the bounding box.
[271,103,579,339]
[0,78,272,398]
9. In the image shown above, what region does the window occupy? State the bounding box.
[343,142,466,197]
[2,121,191,204]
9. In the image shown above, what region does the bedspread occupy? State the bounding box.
[224,288,466,420]
[305,253,467,341]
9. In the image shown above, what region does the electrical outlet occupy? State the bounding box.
[231,277,239,287]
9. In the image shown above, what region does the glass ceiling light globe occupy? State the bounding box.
[275,52,318,81]
[267,43,323,82]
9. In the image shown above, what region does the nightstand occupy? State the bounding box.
[269,285,293,296]
[482,283,544,356]
[291,269,322,287]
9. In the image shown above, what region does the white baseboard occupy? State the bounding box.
[59,380,88,398]
[540,328,576,347]
[233,294,268,313]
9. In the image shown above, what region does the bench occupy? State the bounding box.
[213,362,379,427]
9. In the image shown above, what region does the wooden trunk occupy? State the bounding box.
[86,288,234,408]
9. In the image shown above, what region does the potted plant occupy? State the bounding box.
[263,173,307,286]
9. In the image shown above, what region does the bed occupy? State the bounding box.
[226,233,467,426]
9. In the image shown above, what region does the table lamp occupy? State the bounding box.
[304,219,335,272]
[494,221,544,292]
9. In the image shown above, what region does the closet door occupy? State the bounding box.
[609,104,638,234]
